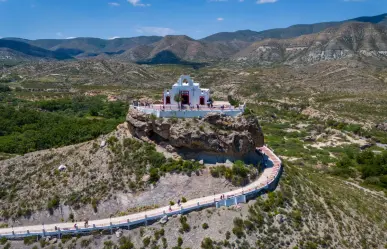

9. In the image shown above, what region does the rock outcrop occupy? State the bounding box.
[126,109,264,157]
[376,122,387,132]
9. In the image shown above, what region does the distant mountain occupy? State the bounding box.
[233,22,387,65]
[0,39,73,63]
[202,13,387,43]
[2,36,163,57]
[1,13,387,65]
[117,35,238,63]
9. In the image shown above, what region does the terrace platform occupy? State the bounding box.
[132,103,245,118]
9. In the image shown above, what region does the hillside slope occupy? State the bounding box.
[117,35,238,63]
[0,40,73,64]
[2,37,163,57]
[202,13,387,43]
[233,22,387,65]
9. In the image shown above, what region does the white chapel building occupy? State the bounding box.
[132,75,244,118]
[163,75,210,106]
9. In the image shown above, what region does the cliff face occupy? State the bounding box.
[126,109,264,157]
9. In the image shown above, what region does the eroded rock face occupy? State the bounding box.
[126,109,264,157]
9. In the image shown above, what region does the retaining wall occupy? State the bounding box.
[133,106,243,118]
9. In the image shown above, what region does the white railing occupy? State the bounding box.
[132,104,245,118]
[0,146,281,239]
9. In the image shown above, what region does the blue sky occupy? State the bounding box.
[0,0,386,40]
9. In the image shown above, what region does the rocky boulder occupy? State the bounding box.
[126,109,264,157]
[376,122,387,132]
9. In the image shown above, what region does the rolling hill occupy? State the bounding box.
[0,39,73,65]
[117,35,238,63]
[1,36,163,58]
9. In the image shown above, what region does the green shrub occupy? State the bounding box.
[170,117,178,124]
[149,168,160,183]
[210,162,253,186]
[0,237,7,245]
[0,85,11,93]
[80,239,90,248]
[181,197,187,203]
[103,240,115,249]
[243,220,255,232]
[201,238,214,249]
[225,231,231,240]
[143,236,151,247]
[228,95,240,107]
[179,216,191,233]
[232,218,245,238]
[177,237,183,246]
[24,236,37,245]
[162,237,168,249]
[91,198,98,213]
[47,195,60,210]
[68,213,74,222]
[202,223,209,229]
[118,236,134,249]
[61,234,72,244]
[290,210,302,227]
[232,226,245,239]
[39,238,47,248]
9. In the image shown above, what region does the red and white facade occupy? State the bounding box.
[163,75,210,106]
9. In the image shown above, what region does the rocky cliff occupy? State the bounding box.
[126,109,264,158]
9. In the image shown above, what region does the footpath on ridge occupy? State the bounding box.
[0,146,282,239]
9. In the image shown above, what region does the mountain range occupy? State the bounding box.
[1,13,387,66]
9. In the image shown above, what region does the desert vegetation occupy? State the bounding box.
[210,161,259,186]
[1,53,387,248]
[0,95,128,154]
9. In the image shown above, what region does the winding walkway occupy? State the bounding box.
[0,146,282,239]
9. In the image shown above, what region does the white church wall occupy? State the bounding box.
[163,75,211,106]
[132,106,244,118]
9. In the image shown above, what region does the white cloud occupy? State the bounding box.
[208,0,228,2]
[135,26,175,36]
[108,36,121,40]
[108,2,120,6]
[0,0,7,2]
[66,37,76,39]
[127,0,150,7]
[217,17,224,21]
[56,32,63,37]
[257,0,278,4]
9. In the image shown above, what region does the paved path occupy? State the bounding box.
[0,146,282,237]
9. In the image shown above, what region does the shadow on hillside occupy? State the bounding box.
[177,148,264,166]
[136,50,207,69]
